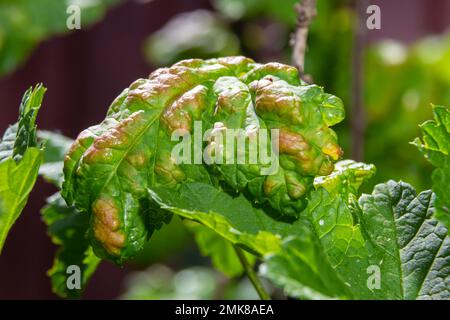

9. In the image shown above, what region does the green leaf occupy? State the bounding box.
[41,192,100,299]
[148,182,303,257]
[38,130,73,187]
[35,127,96,298]
[260,235,353,300]
[0,149,42,254]
[358,181,449,299]
[62,57,344,262]
[314,159,376,196]
[144,10,240,66]
[262,180,450,300]
[0,0,122,75]
[186,221,255,277]
[0,84,45,254]
[0,84,45,162]
[412,105,450,234]
[147,160,374,297]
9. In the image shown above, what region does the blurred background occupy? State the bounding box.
[0,0,449,299]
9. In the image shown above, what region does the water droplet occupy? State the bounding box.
[319,219,324,226]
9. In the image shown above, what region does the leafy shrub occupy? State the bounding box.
[0,58,448,300]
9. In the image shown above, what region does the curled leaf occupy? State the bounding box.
[62,57,344,262]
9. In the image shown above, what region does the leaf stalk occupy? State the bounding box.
[234,246,271,300]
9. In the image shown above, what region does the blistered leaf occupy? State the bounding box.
[62,57,344,262]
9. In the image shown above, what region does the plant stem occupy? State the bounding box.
[234,246,271,300]
[291,0,317,76]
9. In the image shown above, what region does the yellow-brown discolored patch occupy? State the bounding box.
[161,85,209,132]
[318,159,334,176]
[127,152,148,168]
[154,154,186,185]
[92,197,125,256]
[321,142,343,161]
[263,175,283,197]
[285,174,307,199]
[82,112,146,166]
[251,79,303,124]
[279,130,309,156]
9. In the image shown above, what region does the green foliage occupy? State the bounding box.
[36,130,191,297]
[0,0,121,75]
[140,0,450,194]
[0,0,446,301]
[34,125,100,299]
[0,84,45,254]
[146,160,373,261]
[363,36,450,191]
[212,0,298,25]
[54,56,449,300]
[0,85,45,161]
[145,10,240,66]
[412,105,450,233]
[149,181,308,257]
[149,161,449,300]
[187,222,255,277]
[313,159,376,197]
[0,149,42,254]
[62,57,344,263]
[128,216,192,267]
[41,193,100,299]
[6,48,436,299]
[304,0,354,112]
[262,180,449,300]
[153,0,449,194]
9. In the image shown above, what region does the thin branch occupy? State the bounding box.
[234,246,271,300]
[291,0,317,75]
